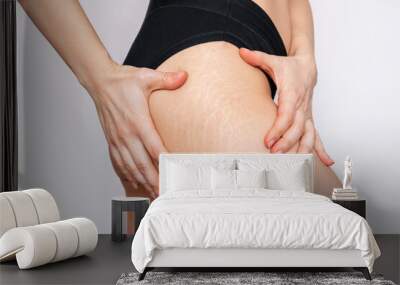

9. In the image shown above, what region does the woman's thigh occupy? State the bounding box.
[150,41,280,153]
[126,41,340,198]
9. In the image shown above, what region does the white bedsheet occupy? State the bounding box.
[131,189,380,273]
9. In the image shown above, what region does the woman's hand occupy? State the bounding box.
[17,0,189,198]
[86,63,188,199]
[239,48,334,166]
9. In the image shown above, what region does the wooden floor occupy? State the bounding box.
[0,235,398,285]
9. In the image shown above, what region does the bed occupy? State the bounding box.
[131,153,380,280]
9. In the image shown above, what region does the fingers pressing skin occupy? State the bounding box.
[133,68,187,198]
[102,106,141,190]
[126,139,159,198]
[120,178,155,203]
[265,97,297,148]
[109,126,149,192]
[109,146,138,189]
[119,146,147,185]
[136,111,167,189]
[239,48,306,150]
[315,131,335,166]
[240,48,334,167]
[239,48,278,80]
[270,109,305,153]
[104,107,147,187]
[297,119,315,153]
[133,89,168,163]
[140,68,188,92]
[91,65,188,199]
[111,133,157,199]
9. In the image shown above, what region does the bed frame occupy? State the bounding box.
[139,153,372,281]
[140,248,371,280]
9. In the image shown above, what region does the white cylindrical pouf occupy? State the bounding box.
[0,226,57,269]
[42,221,79,262]
[24,188,60,223]
[0,189,98,269]
[0,195,17,237]
[0,219,98,269]
[0,192,39,227]
[65,218,98,257]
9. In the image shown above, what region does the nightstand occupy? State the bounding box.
[111,197,150,242]
[332,199,366,219]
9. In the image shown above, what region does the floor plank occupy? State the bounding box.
[0,234,398,285]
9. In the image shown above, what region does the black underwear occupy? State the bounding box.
[124,0,288,98]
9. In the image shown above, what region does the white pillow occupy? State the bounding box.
[266,162,308,191]
[238,159,310,192]
[236,169,267,189]
[211,168,237,190]
[167,162,211,191]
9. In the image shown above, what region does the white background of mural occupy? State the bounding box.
[16,0,400,233]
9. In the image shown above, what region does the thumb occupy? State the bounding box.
[239,48,278,79]
[144,69,188,92]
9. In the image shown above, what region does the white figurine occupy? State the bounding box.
[342,156,353,190]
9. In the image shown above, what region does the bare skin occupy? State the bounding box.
[253,0,333,164]
[18,0,339,201]
[124,1,340,199]
[147,42,339,198]
[139,0,340,198]
[253,0,292,52]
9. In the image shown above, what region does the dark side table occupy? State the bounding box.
[332,199,366,219]
[112,197,149,242]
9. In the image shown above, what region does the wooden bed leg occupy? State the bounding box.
[138,268,148,281]
[354,267,372,280]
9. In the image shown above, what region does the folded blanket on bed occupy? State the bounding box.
[131,189,380,273]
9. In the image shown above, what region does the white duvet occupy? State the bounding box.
[131,189,380,273]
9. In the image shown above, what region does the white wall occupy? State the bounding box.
[311,0,400,233]
[17,0,400,234]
